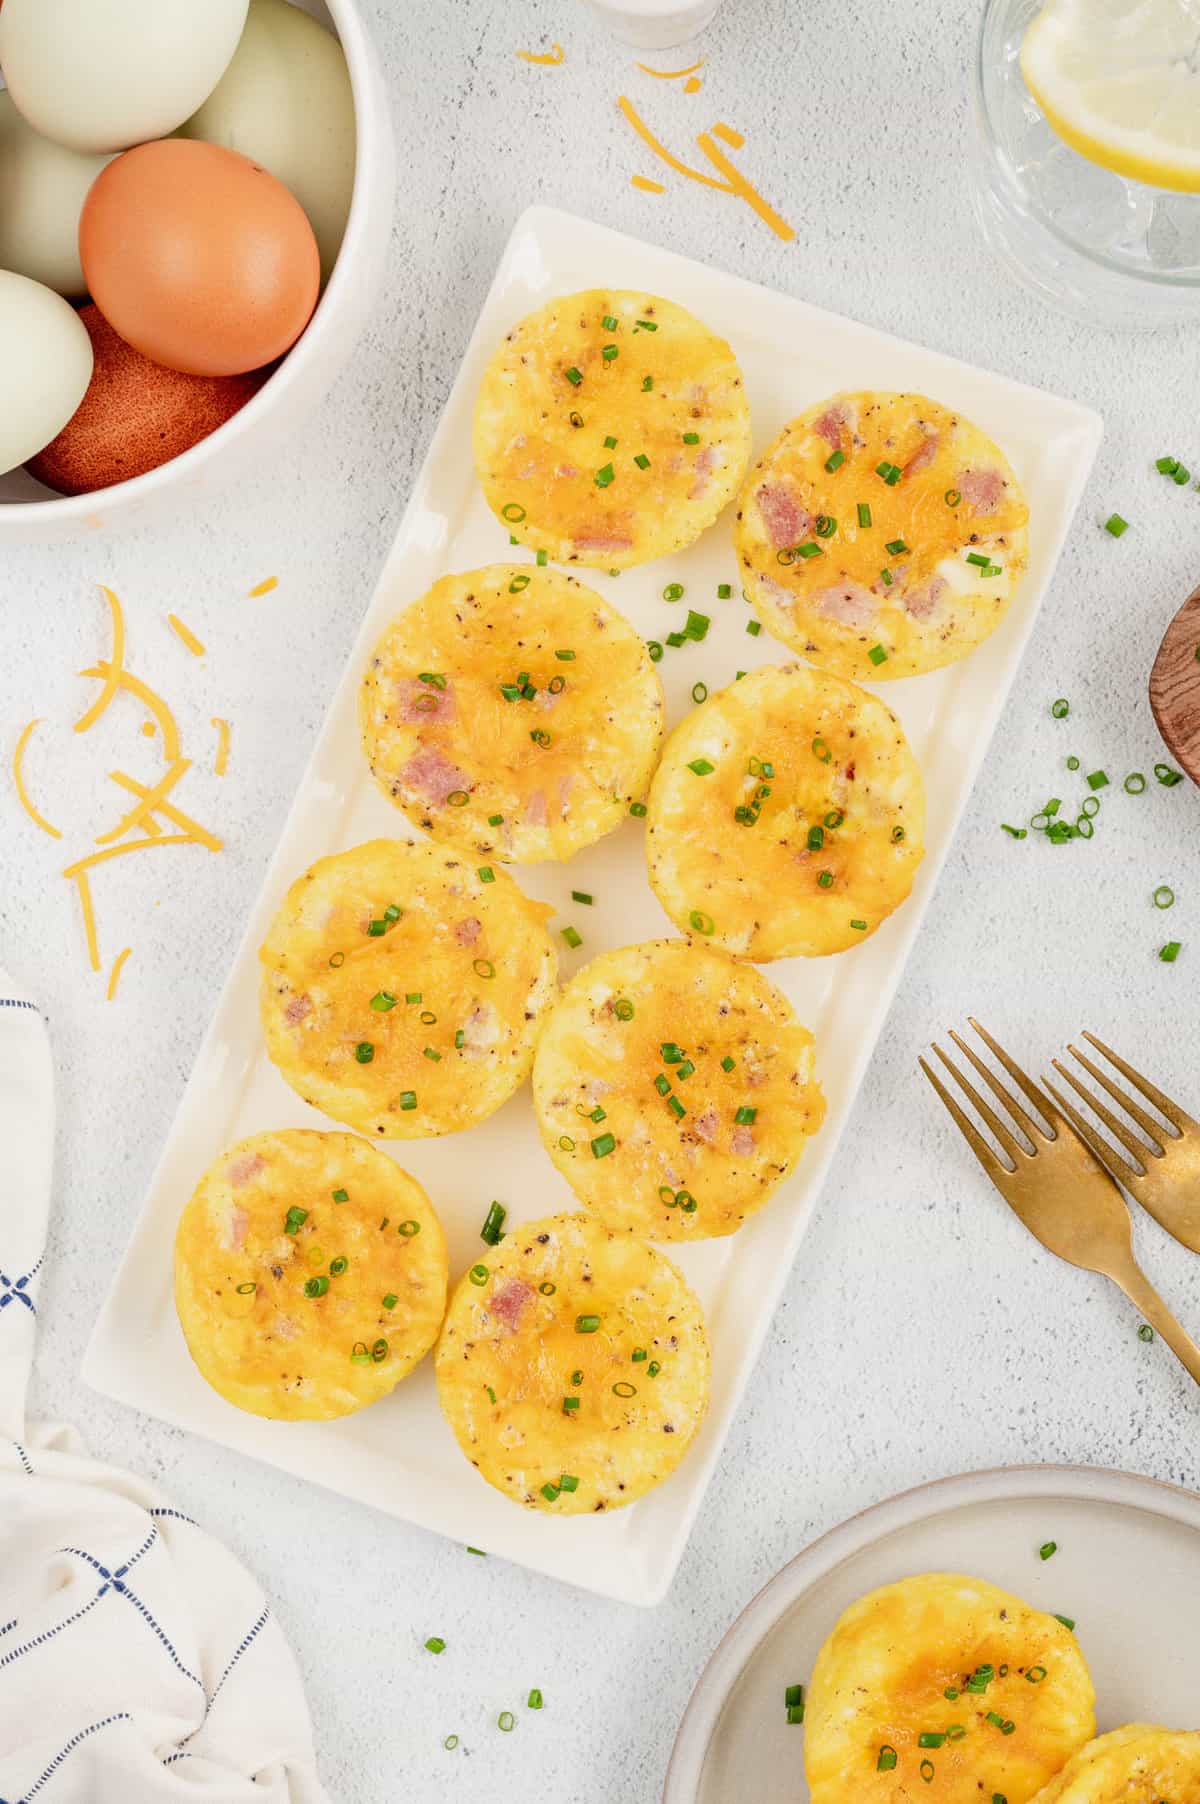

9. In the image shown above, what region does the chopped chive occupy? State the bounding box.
[590,1133,615,1159]
[332,1188,349,1203]
[683,431,700,445]
[594,463,615,488]
[746,620,762,636]
[661,1042,683,1062]
[555,649,576,662]
[561,925,582,949]
[721,1054,735,1071]
[481,1201,506,1245]
[807,825,824,850]
[675,1059,695,1079]
[885,539,909,555]
[601,314,618,331]
[1160,941,1182,963]
[786,1703,805,1725]
[814,514,837,538]
[817,870,834,887]
[509,574,530,593]
[688,909,714,934]
[468,1263,489,1286]
[329,1256,348,1276]
[304,1275,329,1297]
[1104,514,1128,537]
[635,318,658,332]
[1051,697,1070,718]
[647,1360,661,1376]
[1001,822,1027,838]
[562,1395,580,1413]
[284,1206,308,1234]
[734,1105,757,1125]
[572,889,593,905]
[1156,762,1184,786]
[501,502,527,522]
[575,1313,602,1332]
[647,640,664,661]
[796,541,823,559]
[565,367,582,386]
[877,1747,898,1772]
[688,757,715,775]
[1086,769,1109,791]
[614,998,635,1020]
[604,434,617,449]
[684,609,710,640]
[920,1760,935,1783]
[654,1073,670,1095]
[634,452,650,469]
[1154,884,1175,909]
[850,918,868,931]
[498,1710,517,1730]
[876,461,901,484]
[966,551,991,568]
[423,1046,441,1061]
[1039,1540,1057,1559]
[399,1091,418,1111]
[718,582,732,598]
[1124,771,1146,793]
[601,344,619,362]
[235,1280,257,1295]
[536,548,548,566]
[918,1733,946,1748]
[528,1690,543,1710]
[369,990,397,1013]
[867,643,888,665]
[667,1094,686,1119]
[641,375,653,391]
[478,866,495,883]
[880,568,893,586]
[665,631,686,647]
[629,801,647,817]
[824,449,845,472]
[857,502,872,527]
[382,1292,398,1309]
[444,1734,459,1750]
[424,1636,446,1653]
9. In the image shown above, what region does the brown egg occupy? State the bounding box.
[26,304,269,494]
[79,139,320,377]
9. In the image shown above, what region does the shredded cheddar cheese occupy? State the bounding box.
[12,719,62,839]
[212,717,231,777]
[106,767,222,852]
[630,174,666,193]
[247,577,278,597]
[73,870,101,971]
[64,832,217,881]
[635,57,704,77]
[96,758,193,845]
[77,664,182,764]
[517,41,565,64]
[619,96,795,241]
[106,947,131,1001]
[74,586,127,735]
[167,613,206,657]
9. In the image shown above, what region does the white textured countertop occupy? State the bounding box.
[3,1,1200,1798]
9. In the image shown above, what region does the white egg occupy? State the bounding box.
[181,0,356,284]
[0,272,94,475]
[0,92,114,296]
[0,0,249,154]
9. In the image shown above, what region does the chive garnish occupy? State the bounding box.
[424,1636,446,1653]
[284,1207,308,1235]
[590,1133,615,1159]
[575,1314,601,1333]
[481,1201,506,1245]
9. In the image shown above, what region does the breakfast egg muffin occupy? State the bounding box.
[532,939,824,1240]
[174,1129,448,1420]
[435,1211,710,1514]
[645,663,925,960]
[473,289,752,570]
[1027,1725,1200,1803]
[805,1573,1096,1804]
[735,392,1029,679]
[359,564,664,862]
[259,838,557,1138]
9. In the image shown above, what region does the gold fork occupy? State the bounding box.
[1041,1032,1200,1255]
[920,1018,1200,1388]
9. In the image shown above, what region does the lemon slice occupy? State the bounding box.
[1022,0,1200,193]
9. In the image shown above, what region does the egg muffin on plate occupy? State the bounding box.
[805,1572,1096,1804]
[735,391,1029,680]
[435,1212,710,1514]
[259,838,556,1138]
[532,938,824,1240]
[473,289,751,570]
[1027,1725,1200,1803]
[645,663,925,961]
[174,1129,448,1420]
[359,565,664,863]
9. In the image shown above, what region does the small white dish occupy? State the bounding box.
[665,1464,1200,1803]
[0,0,393,545]
[85,205,1102,1607]
[583,0,726,51]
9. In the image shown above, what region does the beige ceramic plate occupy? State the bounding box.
[664,1464,1200,1802]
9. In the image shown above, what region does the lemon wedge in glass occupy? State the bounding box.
[1022,0,1200,193]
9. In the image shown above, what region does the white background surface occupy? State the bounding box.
[2,1,1200,1799]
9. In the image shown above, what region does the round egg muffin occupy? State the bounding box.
[473,288,751,570]
[645,663,925,960]
[259,838,557,1138]
[435,1211,710,1514]
[1027,1725,1200,1804]
[532,939,824,1240]
[735,391,1029,680]
[359,564,664,862]
[174,1129,448,1420]
[805,1573,1096,1804]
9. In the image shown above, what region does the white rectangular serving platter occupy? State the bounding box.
[85,206,1103,1606]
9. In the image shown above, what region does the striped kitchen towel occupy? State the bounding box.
[0,970,329,1802]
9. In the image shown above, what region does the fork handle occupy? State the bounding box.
[1112,1261,1200,1388]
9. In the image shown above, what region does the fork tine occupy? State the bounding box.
[1051,1059,1151,1174]
[1044,1075,1143,1182]
[1081,1031,1200,1137]
[933,1042,1024,1163]
[956,1022,1054,1144]
[1066,1045,1168,1151]
[920,1056,1014,1181]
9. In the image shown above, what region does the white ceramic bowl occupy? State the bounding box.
[0,0,394,544]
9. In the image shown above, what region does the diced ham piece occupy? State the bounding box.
[688,445,718,503]
[904,575,947,621]
[227,1153,265,1188]
[731,1126,756,1157]
[815,583,878,629]
[401,747,470,808]
[957,467,1006,514]
[693,1108,719,1145]
[573,530,634,554]
[813,401,852,448]
[756,482,810,550]
[489,1278,534,1332]
[454,916,482,947]
[222,1205,249,1251]
[525,789,548,828]
[395,678,456,725]
[462,1003,499,1052]
[903,432,939,477]
[284,993,311,1026]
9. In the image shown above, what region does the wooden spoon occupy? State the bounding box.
[1149,582,1200,788]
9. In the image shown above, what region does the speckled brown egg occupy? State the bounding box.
[26,305,269,495]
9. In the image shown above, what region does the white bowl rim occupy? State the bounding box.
[1,0,384,529]
[661,1460,1200,1803]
